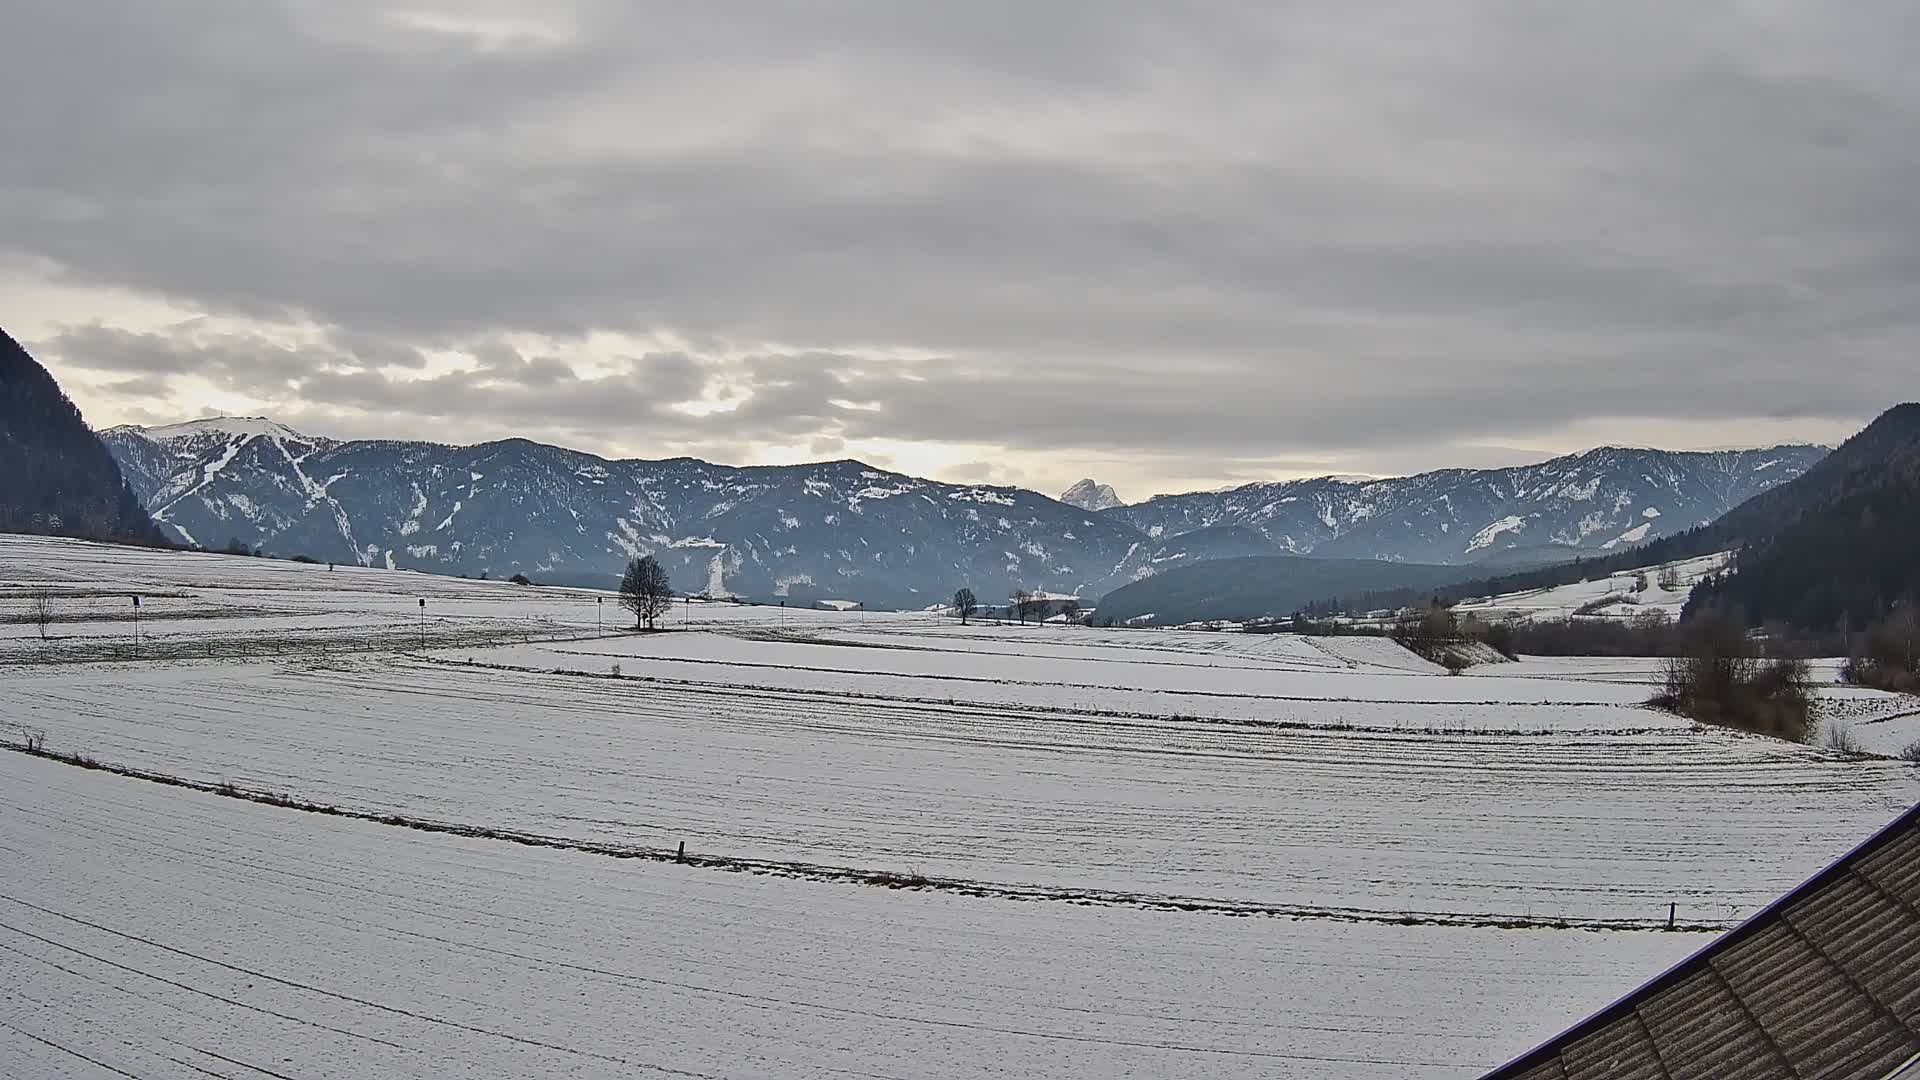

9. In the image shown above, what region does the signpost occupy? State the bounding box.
[131,594,140,657]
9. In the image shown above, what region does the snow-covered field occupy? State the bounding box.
[3,534,1917,1078]
[0,751,1694,1079]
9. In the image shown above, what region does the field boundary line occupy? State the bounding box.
[2,739,1726,934]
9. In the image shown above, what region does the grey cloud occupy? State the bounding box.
[5,0,1917,488]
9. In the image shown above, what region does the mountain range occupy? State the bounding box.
[1099,404,1919,628]
[1106,444,1829,565]
[98,414,1826,606]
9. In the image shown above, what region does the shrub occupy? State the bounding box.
[289,554,320,564]
[1823,724,1863,755]
[1440,651,1470,675]
[1899,740,1920,763]
[509,573,533,586]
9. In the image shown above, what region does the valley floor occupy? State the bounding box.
[2,535,1917,1078]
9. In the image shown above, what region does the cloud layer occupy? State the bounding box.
[5,1,1914,496]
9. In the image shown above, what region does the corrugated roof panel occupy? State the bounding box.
[1482,804,1920,1080]
[1642,971,1790,1079]
[1558,1012,1663,1079]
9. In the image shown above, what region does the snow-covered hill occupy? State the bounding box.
[100,419,1825,605]
[1104,445,1826,564]
[1451,552,1732,623]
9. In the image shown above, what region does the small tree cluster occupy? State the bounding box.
[1841,609,1920,693]
[1010,589,1038,625]
[1651,612,1815,742]
[1390,599,1457,661]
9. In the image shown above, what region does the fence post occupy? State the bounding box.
[1668,902,1676,929]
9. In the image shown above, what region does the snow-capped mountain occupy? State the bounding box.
[1059,479,1124,512]
[100,419,1161,605]
[100,418,1827,604]
[1103,445,1828,565]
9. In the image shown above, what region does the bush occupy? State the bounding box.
[1440,651,1470,675]
[509,573,533,586]
[1823,724,1863,754]
[289,554,320,564]
[1899,740,1920,763]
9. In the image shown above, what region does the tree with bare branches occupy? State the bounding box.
[952,587,978,625]
[29,590,52,641]
[620,555,674,630]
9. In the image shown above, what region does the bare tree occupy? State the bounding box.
[952,587,978,625]
[620,555,674,630]
[1010,589,1032,625]
[30,589,53,641]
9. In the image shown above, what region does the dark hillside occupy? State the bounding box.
[0,327,165,544]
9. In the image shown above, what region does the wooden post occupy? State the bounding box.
[1668,902,1676,929]
[676,840,686,864]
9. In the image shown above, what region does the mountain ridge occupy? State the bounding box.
[1102,443,1828,565]
[101,415,1827,605]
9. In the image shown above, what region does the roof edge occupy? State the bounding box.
[1482,800,1920,1078]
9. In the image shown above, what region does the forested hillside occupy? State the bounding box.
[0,327,164,544]
[1687,410,1920,630]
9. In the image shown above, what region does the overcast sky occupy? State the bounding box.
[4,2,1915,499]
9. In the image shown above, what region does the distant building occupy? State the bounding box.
[1482,802,1920,1079]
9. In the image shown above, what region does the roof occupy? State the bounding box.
[1483,802,1920,1080]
